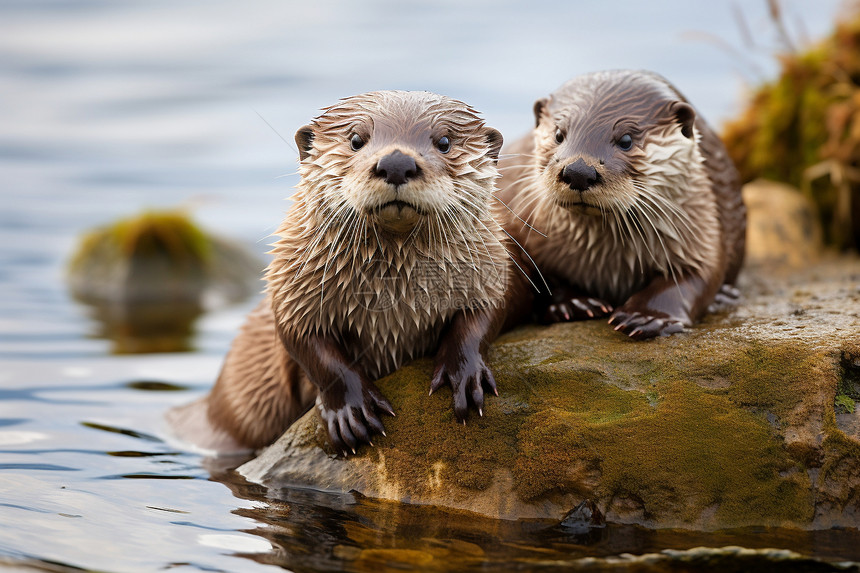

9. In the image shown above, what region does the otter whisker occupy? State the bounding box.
[435,209,455,265]
[445,195,496,267]
[451,217,488,274]
[316,208,358,320]
[498,225,549,293]
[463,190,548,291]
[509,187,546,241]
[491,193,547,238]
[635,184,698,240]
[620,209,647,271]
[255,109,298,155]
[637,192,687,244]
[463,210,543,294]
[505,172,540,188]
[292,200,353,280]
[348,215,370,277]
[437,205,475,267]
[634,203,680,289]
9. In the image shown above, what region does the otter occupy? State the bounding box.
[168,91,532,455]
[497,70,746,339]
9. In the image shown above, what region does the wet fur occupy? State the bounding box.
[169,91,527,454]
[498,70,745,338]
[269,93,508,379]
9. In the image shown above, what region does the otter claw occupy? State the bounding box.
[610,309,685,339]
[319,378,392,452]
[545,296,613,322]
[432,353,497,423]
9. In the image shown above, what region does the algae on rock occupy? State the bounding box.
[240,254,860,529]
[68,209,262,353]
[238,180,860,530]
[722,7,860,250]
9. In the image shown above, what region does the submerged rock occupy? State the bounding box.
[68,209,262,353]
[239,182,860,530]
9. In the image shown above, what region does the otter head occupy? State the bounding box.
[294,91,503,235]
[532,70,699,216]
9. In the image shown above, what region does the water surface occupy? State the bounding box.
[0,1,855,571]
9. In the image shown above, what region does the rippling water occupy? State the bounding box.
[0,1,855,571]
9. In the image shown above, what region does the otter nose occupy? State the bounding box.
[375,150,418,186]
[561,158,599,191]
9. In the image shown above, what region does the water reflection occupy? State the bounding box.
[79,299,203,354]
[211,471,860,572]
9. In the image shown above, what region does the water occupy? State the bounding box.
[0,1,855,571]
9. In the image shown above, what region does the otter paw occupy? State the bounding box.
[430,357,497,422]
[318,382,394,456]
[607,310,684,340]
[708,284,741,312]
[544,297,613,322]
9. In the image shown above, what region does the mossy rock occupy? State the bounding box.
[68,209,261,306]
[722,9,860,249]
[239,252,860,529]
[239,186,859,529]
[68,210,262,353]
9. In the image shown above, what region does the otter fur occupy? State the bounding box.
[497,70,746,339]
[169,91,531,455]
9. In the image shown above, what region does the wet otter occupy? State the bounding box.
[498,70,746,339]
[169,91,532,455]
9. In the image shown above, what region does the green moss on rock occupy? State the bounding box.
[68,209,262,353]
[722,10,860,249]
[240,256,860,529]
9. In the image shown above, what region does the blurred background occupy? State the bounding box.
[0,0,850,356]
[0,1,854,571]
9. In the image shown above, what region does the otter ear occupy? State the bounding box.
[484,127,503,161]
[294,125,314,161]
[533,97,549,128]
[671,101,696,139]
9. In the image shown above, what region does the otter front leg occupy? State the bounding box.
[608,274,716,340]
[282,332,394,454]
[430,307,500,422]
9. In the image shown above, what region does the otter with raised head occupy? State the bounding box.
[169,91,531,455]
[498,70,746,339]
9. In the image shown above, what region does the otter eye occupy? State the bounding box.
[436,135,451,154]
[555,129,564,144]
[616,134,633,151]
[350,133,365,151]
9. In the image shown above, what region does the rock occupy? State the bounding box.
[239,253,860,529]
[239,184,860,530]
[68,209,261,307]
[68,209,262,353]
[559,499,605,534]
[742,179,824,269]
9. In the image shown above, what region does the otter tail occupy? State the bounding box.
[166,296,317,455]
